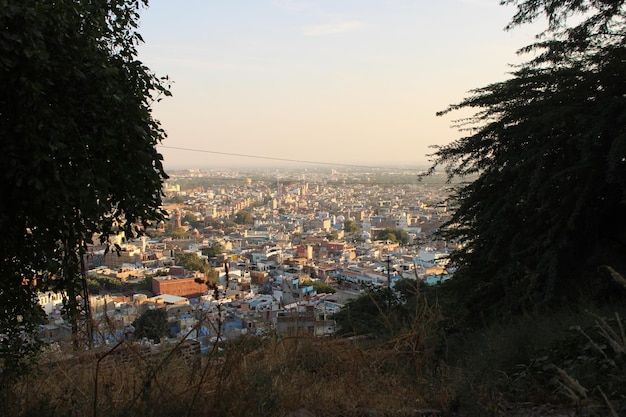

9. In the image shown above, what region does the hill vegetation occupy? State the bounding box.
[0,0,169,373]
[1,0,626,416]
[2,279,625,416]
[425,0,626,323]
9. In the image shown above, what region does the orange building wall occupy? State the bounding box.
[153,276,207,298]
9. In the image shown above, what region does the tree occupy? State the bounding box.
[202,242,224,258]
[169,227,189,239]
[344,219,360,234]
[86,275,124,294]
[174,252,217,283]
[301,280,337,294]
[333,288,396,337]
[138,276,154,292]
[182,213,203,229]
[234,210,254,225]
[133,308,169,343]
[0,0,169,369]
[375,228,409,245]
[425,0,626,323]
[168,195,185,205]
[175,252,206,272]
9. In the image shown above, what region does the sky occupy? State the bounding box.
[137,0,542,170]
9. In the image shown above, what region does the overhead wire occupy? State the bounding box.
[158,145,427,171]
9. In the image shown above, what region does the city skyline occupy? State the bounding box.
[138,0,542,170]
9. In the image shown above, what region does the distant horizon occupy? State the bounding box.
[139,1,542,170]
[159,147,433,172]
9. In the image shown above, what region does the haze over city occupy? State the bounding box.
[138,0,541,170]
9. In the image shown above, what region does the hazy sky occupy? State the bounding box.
[137,0,541,170]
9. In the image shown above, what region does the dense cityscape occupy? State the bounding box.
[4,0,625,415]
[39,167,457,352]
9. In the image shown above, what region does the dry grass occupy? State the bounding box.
[4,295,450,417]
[3,337,441,417]
[13,276,625,417]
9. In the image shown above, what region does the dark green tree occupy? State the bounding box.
[175,252,206,272]
[425,0,626,323]
[234,210,254,225]
[182,213,203,229]
[86,275,124,294]
[138,276,154,292]
[133,308,169,343]
[0,0,169,369]
[301,280,337,294]
[343,219,360,234]
[169,227,189,239]
[174,252,217,283]
[168,195,185,205]
[202,242,224,258]
[375,228,409,245]
[333,288,396,336]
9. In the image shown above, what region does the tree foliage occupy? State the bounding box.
[202,242,224,258]
[426,0,626,322]
[182,213,203,229]
[343,219,360,234]
[333,288,397,337]
[375,228,409,245]
[334,279,427,337]
[301,280,337,294]
[234,210,254,225]
[168,227,189,239]
[0,0,169,368]
[132,308,168,343]
[174,252,217,283]
[167,195,185,205]
[175,252,205,272]
[86,275,125,294]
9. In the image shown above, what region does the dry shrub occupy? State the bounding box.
[6,340,200,417]
[221,334,431,417]
[5,288,452,417]
[208,289,449,417]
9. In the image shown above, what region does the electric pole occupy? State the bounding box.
[386,255,392,310]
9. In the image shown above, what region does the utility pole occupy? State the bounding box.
[80,253,93,349]
[386,255,392,310]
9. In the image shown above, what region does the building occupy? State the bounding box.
[152,275,207,298]
[38,291,65,315]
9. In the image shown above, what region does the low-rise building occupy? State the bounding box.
[152,275,207,298]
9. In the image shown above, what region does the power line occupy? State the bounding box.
[158,145,424,171]
[165,175,453,186]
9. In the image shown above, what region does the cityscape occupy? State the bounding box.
[39,167,457,353]
[5,1,625,414]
